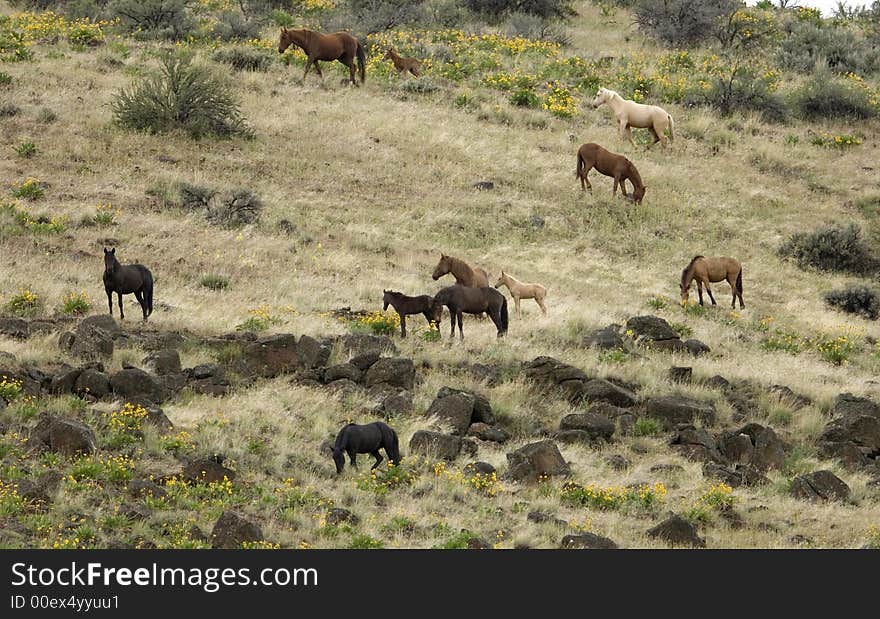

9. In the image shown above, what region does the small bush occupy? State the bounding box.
[60,291,92,316]
[111,0,193,40]
[211,11,263,42]
[212,47,274,72]
[0,72,12,86]
[509,87,540,107]
[178,182,216,210]
[37,108,57,124]
[634,0,739,47]
[779,223,876,274]
[14,141,37,158]
[398,77,443,94]
[790,69,876,120]
[200,274,230,291]
[824,285,880,320]
[11,178,45,200]
[3,288,43,317]
[0,104,21,118]
[695,64,786,122]
[207,189,263,227]
[778,21,880,75]
[632,417,663,437]
[112,54,252,139]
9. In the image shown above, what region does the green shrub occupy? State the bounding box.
[779,223,876,274]
[212,47,274,72]
[791,75,875,120]
[37,107,57,124]
[3,289,43,317]
[178,182,216,210]
[778,21,880,75]
[634,0,739,47]
[348,534,384,549]
[60,291,92,316]
[14,141,37,158]
[11,178,45,200]
[110,0,193,40]
[824,285,879,320]
[694,64,786,122]
[0,72,11,86]
[112,54,252,139]
[211,11,262,42]
[200,274,230,291]
[632,417,663,436]
[207,189,263,227]
[509,87,540,107]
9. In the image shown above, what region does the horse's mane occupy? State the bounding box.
[445,255,472,273]
[680,255,704,286]
[626,160,644,188]
[333,423,355,449]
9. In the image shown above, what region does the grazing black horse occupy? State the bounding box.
[382,289,441,337]
[103,247,154,321]
[331,421,400,474]
[431,284,508,340]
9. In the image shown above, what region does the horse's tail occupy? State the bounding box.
[500,295,509,333]
[736,266,743,295]
[142,267,154,317]
[667,113,675,143]
[384,424,400,465]
[576,150,584,179]
[356,41,366,84]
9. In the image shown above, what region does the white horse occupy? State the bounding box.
[591,87,675,148]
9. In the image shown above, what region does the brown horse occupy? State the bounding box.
[431,285,508,340]
[383,48,421,76]
[431,254,490,287]
[278,27,365,86]
[576,143,646,204]
[680,256,744,308]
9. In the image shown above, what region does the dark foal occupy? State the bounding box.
[331,421,400,474]
[103,247,154,321]
[431,284,508,340]
[383,289,440,337]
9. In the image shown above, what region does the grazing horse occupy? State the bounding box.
[431,253,490,287]
[431,285,508,340]
[103,247,154,321]
[680,256,744,309]
[382,289,441,337]
[591,87,675,147]
[576,142,646,204]
[331,421,400,474]
[383,47,421,76]
[277,27,366,86]
[495,271,547,317]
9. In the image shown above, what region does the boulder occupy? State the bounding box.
[426,391,474,436]
[74,369,111,399]
[142,349,181,376]
[669,366,693,383]
[669,425,725,463]
[768,385,811,410]
[625,315,680,342]
[0,317,29,339]
[505,440,570,483]
[684,339,711,357]
[50,367,82,394]
[790,471,850,502]
[559,412,615,441]
[583,325,625,350]
[437,387,494,424]
[364,357,415,390]
[409,430,463,461]
[465,462,496,476]
[128,479,168,500]
[719,433,754,464]
[642,396,716,429]
[110,368,163,403]
[323,363,362,384]
[377,391,413,416]
[647,514,706,548]
[325,508,359,526]
[30,413,97,455]
[235,334,302,379]
[702,462,768,488]
[561,533,619,549]
[349,351,380,371]
[581,379,637,407]
[183,457,236,484]
[211,511,263,549]
[831,393,880,419]
[605,454,631,471]
[467,423,509,443]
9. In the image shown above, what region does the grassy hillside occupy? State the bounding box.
[1,1,880,549]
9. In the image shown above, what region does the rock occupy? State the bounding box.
[702,462,768,488]
[333,333,397,358]
[831,393,880,419]
[16,479,50,504]
[235,334,302,378]
[466,537,492,549]
[192,364,222,380]
[143,350,181,376]
[523,356,589,385]
[647,514,706,548]
[437,387,494,424]
[605,454,630,471]
[364,357,415,390]
[790,470,850,502]
[505,440,570,483]
[409,430,463,460]
[79,314,122,335]
[649,338,688,353]
[65,328,114,361]
[325,508,358,526]
[581,379,637,408]
[669,366,693,383]
[110,368,163,403]
[128,479,168,500]
[561,533,619,549]
[0,317,29,339]
[467,423,509,443]
[650,463,684,474]
[705,375,731,390]
[74,369,110,399]
[559,412,615,441]
[719,433,754,464]
[625,315,680,342]
[50,368,82,394]
[143,405,173,432]
[527,511,567,526]
[684,339,711,357]
[323,363,362,384]
[426,391,474,436]
[529,215,545,229]
[473,181,494,190]
[183,458,236,484]
[583,325,625,350]
[211,511,263,549]
[669,425,725,463]
[30,413,97,455]
[377,391,413,416]
[818,440,869,469]
[349,352,380,371]
[642,396,716,429]
[749,425,786,472]
[464,462,496,476]
[768,385,811,409]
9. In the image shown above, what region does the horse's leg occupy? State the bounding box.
[728,277,737,309]
[649,126,660,148]
[348,450,357,469]
[370,451,383,470]
[456,310,464,340]
[449,309,456,338]
[134,290,147,321]
[536,296,547,315]
[705,283,717,306]
[514,295,521,318]
[117,292,125,320]
[347,60,356,86]
[400,314,407,338]
[697,282,704,306]
[302,58,313,81]
[312,61,323,80]
[612,177,619,197]
[106,290,113,316]
[583,169,592,192]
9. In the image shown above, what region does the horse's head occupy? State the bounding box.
[382,289,392,311]
[680,272,691,305]
[494,271,506,289]
[431,254,449,281]
[383,47,394,60]
[591,88,612,108]
[103,247,117,272]
[331,447,345,475]
[278,27,294,54]
[428,297,443,326]
[632,184,646,204]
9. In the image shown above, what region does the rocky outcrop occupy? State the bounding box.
[790,470,850,502]
[647,514,706,548]
[818,394,880,470]
[625,315,710,357]
[505,440,569,483]
[210,511,263,549]
[30,413,97,455]
[641,396,716,429]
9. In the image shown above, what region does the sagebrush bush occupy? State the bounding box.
[695,65,787,122]
[112,54,252,139]
[634,0,739,47]
[111,0,193,40]
[211,10,263,42]
[790,69,876,120]
[207,189,263,227]
[779,223,876,274]
[824,285,880,320]
[178,182,216,210]
[778,21,880,75]
[212,47,274,72]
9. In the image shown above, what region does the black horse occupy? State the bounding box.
[431,284,508,340]
[382,289,441,337]
[103,247,154,321]
[331,421,400,474]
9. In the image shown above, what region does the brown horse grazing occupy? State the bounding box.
[576,142,646,204]
[383,48,421,76]
[382,290,440,338]
[431,285,508,340]
[680,256,744,309]
[278,27,365,86]
[431,254,490,287]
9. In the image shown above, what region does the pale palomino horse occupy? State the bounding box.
[494,271,547,317]
[591,87,675,148]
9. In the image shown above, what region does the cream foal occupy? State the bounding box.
[494,271,547,317]
[591,87,675,147]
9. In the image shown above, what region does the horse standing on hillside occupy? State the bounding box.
[495,271,547,317]
[382,290,440,337]
[431,285,508,340]
[103,247,154,321]
[431,254,490,288]
[331,421,400,474]
[680,256,744,309]
[383,47,421,77]
[591,87,675,148]
[576,142,646,204]
[277,27,366,86]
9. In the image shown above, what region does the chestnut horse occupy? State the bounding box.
[278,27,365,86]
[384,48,421,76]
[577,143,645,203]
[680,256,744,308]
[431,254,490,288]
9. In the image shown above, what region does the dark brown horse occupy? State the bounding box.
[382,290,440,338]
[278,27,365,86]
[103,247,154,321]
[576,142,646,204]
[431,285,508,340]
